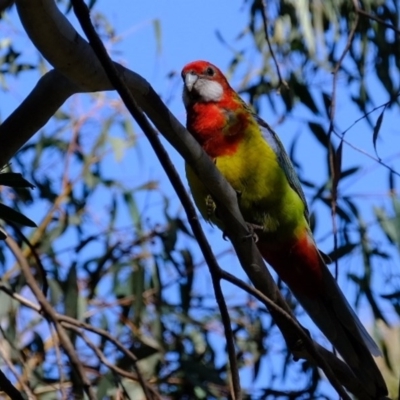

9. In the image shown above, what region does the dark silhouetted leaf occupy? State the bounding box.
[292,77,319,114]
[327,243,357,262]
[322,92,332,116]
[308,122,329,147]
[0,203,36,227]
[340,166,360,180]
[0,173,34,188]
[372,105,387,160]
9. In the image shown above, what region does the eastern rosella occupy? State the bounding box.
[181,60,387,398]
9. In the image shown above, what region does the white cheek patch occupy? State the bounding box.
[196,80,223,102]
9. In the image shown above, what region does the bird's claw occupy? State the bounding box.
[222,223,263,242]
[244,223,264,243]
[205,195,216,220]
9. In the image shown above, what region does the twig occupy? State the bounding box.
[342,101,389,136]
[8,221,48,297]
[3,179,72,283]
[260,0,288,90]
[335,93,400,178]
[5,236,97,400]
[328,9,359,282]
[48,322,68,400]
[329,13,360,126]
[352,0,400,36]
[0,284,160,399]
[0,343,35,398]
[70,1,242,398]
[335,131,400,179]
[62,323,152,395]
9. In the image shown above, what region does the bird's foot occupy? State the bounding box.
[205,194,216,220]
[222,223,263,242]
[244,223,264,243]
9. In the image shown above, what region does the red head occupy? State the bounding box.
[181,61,233,107]
[181,61,249,157]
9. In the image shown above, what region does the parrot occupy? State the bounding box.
[181,60,388,398]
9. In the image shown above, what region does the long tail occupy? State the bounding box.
[258,233,388,398]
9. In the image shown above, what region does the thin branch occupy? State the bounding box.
[0,284,160,399]
[8,221,48,297]
[0,343,35,398]
[4,236,97,400]
[48,322,68,400]
[338,130,400,179]
[335,95,400,178]
[70,1,242,398]
[328,9,359,127]
[328,6,359,136]
[3,164,73,283]
[260,0,288,90]
[352,0,400,36]
[62,323,153,396]
[328,11,359,283]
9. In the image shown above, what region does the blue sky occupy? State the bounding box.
[1,0,400,396]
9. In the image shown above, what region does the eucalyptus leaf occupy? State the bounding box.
[0,172,34,188]
[0,203,36,227]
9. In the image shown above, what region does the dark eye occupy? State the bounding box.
[205,67,215,76]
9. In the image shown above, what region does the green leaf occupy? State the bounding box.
[48,279,63,306]
[109,137,126,162]
[97,373,116,399]
[64,264,78,319]
[180,249,194,314]
[152,19,162,55]
[374,206,397,244]
[0,288,17,318]
[120,379,145,399]
[391,196,400,253]
[0,203,36,227]
[295,0,315,55]
[132,261,145,326]
[123,191,142,230]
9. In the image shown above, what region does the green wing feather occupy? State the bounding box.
[254,115,310,222]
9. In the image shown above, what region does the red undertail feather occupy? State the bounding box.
[257,232,323,296]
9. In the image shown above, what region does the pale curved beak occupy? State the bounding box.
[184,72,198,91]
